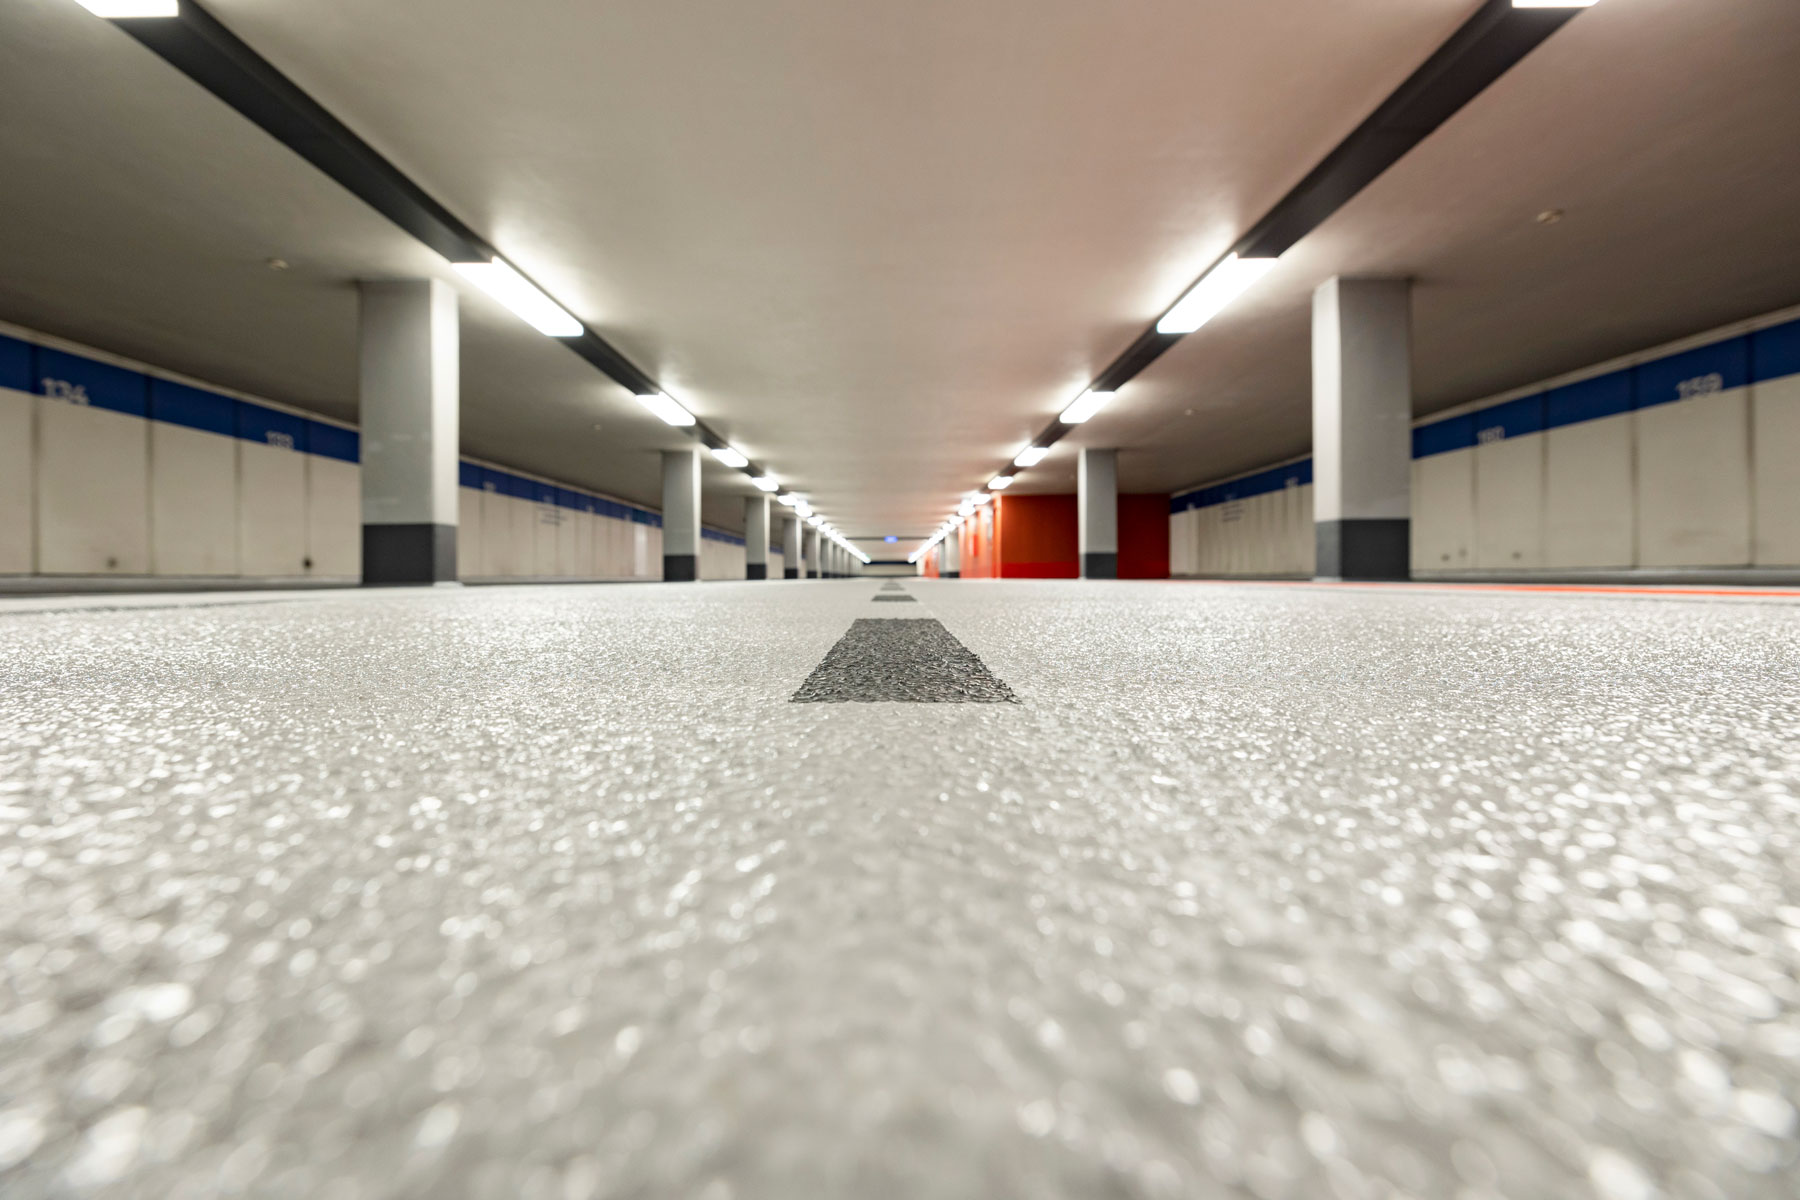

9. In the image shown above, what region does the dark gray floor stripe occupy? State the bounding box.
[791,618,1017,703]
[872,594,917,603]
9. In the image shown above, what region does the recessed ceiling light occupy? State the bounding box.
[1060,389,1114,425]
[1156,254,1278,335]
[74,1,180,16]
[636,392,696,427]
[453,258,583,337]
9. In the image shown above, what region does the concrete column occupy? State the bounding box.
[661,448,701,582]
[1313,277,1412,580]
[1078,447,1118,579]
[358,279,458,584]
[804,526,821,579]
[782,515,802,578]
[941,523,962,578]
[744,496,770,580]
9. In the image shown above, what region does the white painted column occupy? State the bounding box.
[941,522,962,578]
[1313,277,1412,580]
[745,495,770,580]
[661,448,701,582]
[359,278,459,584]
[804,526,821,579]
[1078,447,1118,579]
[782,515,802,579]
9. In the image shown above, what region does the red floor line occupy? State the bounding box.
[1175,579,1800,599]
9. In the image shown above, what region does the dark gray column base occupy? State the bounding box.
[663,554,699,582]
[941,570,960,579]
[1316,519,1410,581]
[1082,552,1118,580]
[746,563,768,580]
[363,523,455,585]
[784,568,799,579]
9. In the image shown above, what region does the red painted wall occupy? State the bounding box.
[995,494,1078,577]
[991,492,1168,579]
[1118,494,1171,579]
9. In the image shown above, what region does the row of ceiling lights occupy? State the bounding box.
[76,0,1597,569]
[74,0,815,539]
[907,254,1276,563]
[909,0,1600,563]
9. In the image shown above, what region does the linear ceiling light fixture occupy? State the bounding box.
[753,476,780,492]
[1155,254,1279,336]
[637,392,696,427]
[75,0,180,15]
[950,0,1593,538]
[1013,446,1049,468]
[711,446,750,469]
[987,476,1014,491]
[453,259,583,337]
[100,0,811,509]
[1059,390,1114,425]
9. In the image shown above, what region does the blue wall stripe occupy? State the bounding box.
[237,402,306,450]
[150,378,238,438]
[1752,319,1800,384]
[304,420,359,463]
[35,348,148,417]
[1634,336,1749,411]
[1412,415,1474,459]
[1179,324,1791,512]
[1474,395,1544,441]
[1545,370,1632,430]
[0,335,31,393]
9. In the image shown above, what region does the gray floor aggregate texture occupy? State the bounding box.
[1,579,1797,1199]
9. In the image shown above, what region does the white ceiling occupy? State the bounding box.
[2,0,1797,543]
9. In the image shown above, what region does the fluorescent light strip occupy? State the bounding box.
[1060,389,1114,425]
[77,1,180,16]
[453,259,583,337]
[1014,445,1048,467]
[636,392,696,427]
[711,446,749,469]
[987,476,1014,491]
[1512,2,1597,8]
[753,476,779,492]
[1155,254,1278,335]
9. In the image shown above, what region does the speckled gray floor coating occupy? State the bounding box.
[2,579,1798,1200]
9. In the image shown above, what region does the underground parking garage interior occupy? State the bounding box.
[2,0,1799,1196]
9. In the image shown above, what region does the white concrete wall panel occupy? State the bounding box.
[238,440,307,577]
[1635,341,1753,568]
[1474,435,1545,571]
[305,456,361,578]
[0,388,35,573]
[457,487,482,580]
[1544,415,1634,568]
[1410,451,1474,573]
[1752,373,1800,565]
[151,421,238,576]
[509,497,536,578]
[1635,391,1751,567]
[37,399,150,575]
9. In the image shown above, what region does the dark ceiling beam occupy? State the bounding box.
[111,1,772,483]
[992,0,1587,490]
